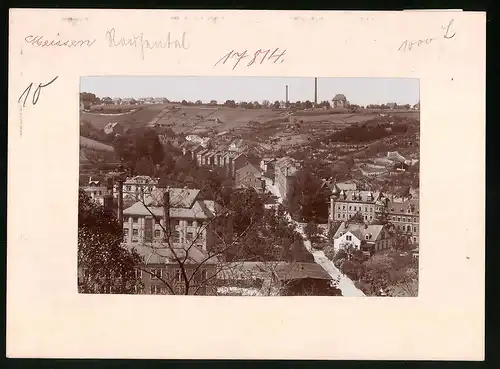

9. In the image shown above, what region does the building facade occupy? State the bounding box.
[235,163,265,192]
[384,199,419,244]
[332,222,394,254]
[114,175,160,202]
[274,157,300,201]
[329,190,381,226]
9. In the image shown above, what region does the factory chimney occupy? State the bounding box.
[314,78,318,105]
[285,85,289,106]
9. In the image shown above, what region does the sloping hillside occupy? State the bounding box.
[81,104,168,130]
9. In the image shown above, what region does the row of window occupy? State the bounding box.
[392,216,418,223]
[137,268,207,282]
[336,213,374,221]
[337,205,374,212]
[127,217,199,228]
[396,224,418,233]
[124,228,203,242]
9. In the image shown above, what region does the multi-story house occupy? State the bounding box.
[329,190,381,227]
[384,199,419,244]
[332,222,394,255]
[274,157,301,201]
[82,184,111,206]
[121,187,233,295]
[114,175,159,202]
[235,163,265,192]
[122,187,231,251]
[124,242,218,295]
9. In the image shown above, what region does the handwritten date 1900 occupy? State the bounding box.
[214,48,286,70]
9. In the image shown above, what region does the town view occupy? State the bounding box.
[79,76,420,297]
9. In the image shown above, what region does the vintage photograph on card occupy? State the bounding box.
[78,76,420,297]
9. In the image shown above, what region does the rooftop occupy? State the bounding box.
[334,222,385,243]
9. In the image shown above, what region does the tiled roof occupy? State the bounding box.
[334,222,385,242]
[146,188,202,208]
[123,200,214,219]
[387,199,419,215]
[335,190,380,203]
[217,262,331,281]
[236,163,261,176]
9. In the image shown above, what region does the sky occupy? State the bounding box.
[80,76,419,106]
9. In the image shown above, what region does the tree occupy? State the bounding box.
[286,169,328,223]
[262,100,270,108]
[348,211,365,224]
[210,100,218,106]
[304,221,319,240]
[273,100,281,109]
[304,100,313,109]
[78,190,142,293]
[195,100,203,105]
[135,156,156,177]
[181,99,188,105]
[224,100,237,108]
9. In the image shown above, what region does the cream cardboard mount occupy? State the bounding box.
[7,9,485,360]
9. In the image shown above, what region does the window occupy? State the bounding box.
[413,237,417,242]
[407,225,411,232]
[365,207,367,212]
[349,206,352,210]
[201,269,207,281]
[135,269,142,279]
[171,231,180,243]
[132,217,138,223]
[187,231,194,240]
[337,213,341,218]
[123,228,129,236]
[413,217,417,222]
[413,226,417,232]
[126,185,131,191]
[346,235,352,241]
[338,206,341,210]
[151,269,162,280]
[132,229,138,236]
[175,269,182,282]
[343,206,346,210]
[132,239,138,243]
[187,220,194,227]
[150,285,160,294]
[155,217,162,224]
[407,209,411,213]
[370,216,373,220]
[342,214,345,218]
[364,215,367,220]
[154,229,161,238]
[370,208,373,212]
[397,217,401,222]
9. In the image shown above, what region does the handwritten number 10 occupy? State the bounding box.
[18,76,58,107]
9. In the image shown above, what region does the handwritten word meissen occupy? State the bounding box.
[214,48,287,70]
[24,35,96,48]
[398,19,456,52]
[105,28,189,60]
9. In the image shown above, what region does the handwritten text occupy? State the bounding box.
[214,48,287,70]
[24,35,96,48]
[18,76,58,108]
[398,19,456,52]
[105,28,189,60]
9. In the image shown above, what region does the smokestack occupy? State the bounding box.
[314,78,318,105]
[285,85,289,105]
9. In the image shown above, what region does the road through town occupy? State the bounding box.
[263,177,366,297]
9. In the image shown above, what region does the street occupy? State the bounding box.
[263,176,366,297]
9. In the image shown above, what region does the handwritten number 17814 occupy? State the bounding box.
[18,76,59,107]
[214,48,286,70]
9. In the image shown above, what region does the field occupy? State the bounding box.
[151,106,288,135]
[80,136,114,152]
[81,104,168,130]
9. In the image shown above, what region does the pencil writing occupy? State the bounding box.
[18,76,59,108]
[214,48,287,70]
